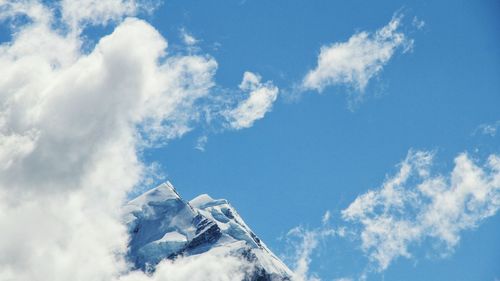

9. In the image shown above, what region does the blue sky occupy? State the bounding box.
[135,1,500,280]
[0,0,499,281]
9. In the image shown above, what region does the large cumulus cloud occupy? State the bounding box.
[0,1,252,280]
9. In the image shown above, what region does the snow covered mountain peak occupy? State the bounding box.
[132,181,181,203]
[124,182,292,280]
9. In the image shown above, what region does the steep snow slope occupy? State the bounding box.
[124,182,292,280]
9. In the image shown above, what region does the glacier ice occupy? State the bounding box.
[124,182,292,280]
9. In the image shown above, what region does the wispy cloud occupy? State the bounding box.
[475,120,500,137]
[194,135,208,151]
[284,212,341,281]
[412,16,425,30]
[302,14,412,99]
[342,150,500,271]
[224,71,279,130]
[180,27,199,46]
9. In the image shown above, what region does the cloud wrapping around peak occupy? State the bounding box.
[224,71,279,130]
[302,15,411,94]
[119,247,252,281]
[342,150,500,271]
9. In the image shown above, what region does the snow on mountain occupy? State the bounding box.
[124,182,293,280]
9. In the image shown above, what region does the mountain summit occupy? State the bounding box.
[124,182,293,280]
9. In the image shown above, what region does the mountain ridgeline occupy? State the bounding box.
[124,182,293,281]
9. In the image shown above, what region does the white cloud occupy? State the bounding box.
[284,212,338,281]
[321,210,331,225]
[475,120,500,137]
[119,248,252,281]
[194,135,208,151]
[0,1,252,280]
[342,150,500,271]
[180,28,198,46]
[0,131,39,170]
[0,12,217,193]
[412,16,425,30]
[61,0,158,31]
[302,15,411,94]
[224,71,279,130]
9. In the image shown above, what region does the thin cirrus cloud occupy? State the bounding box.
[302,15,413,96]
[342,150,500,271]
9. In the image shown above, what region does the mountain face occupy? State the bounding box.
[124,182,293,281]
